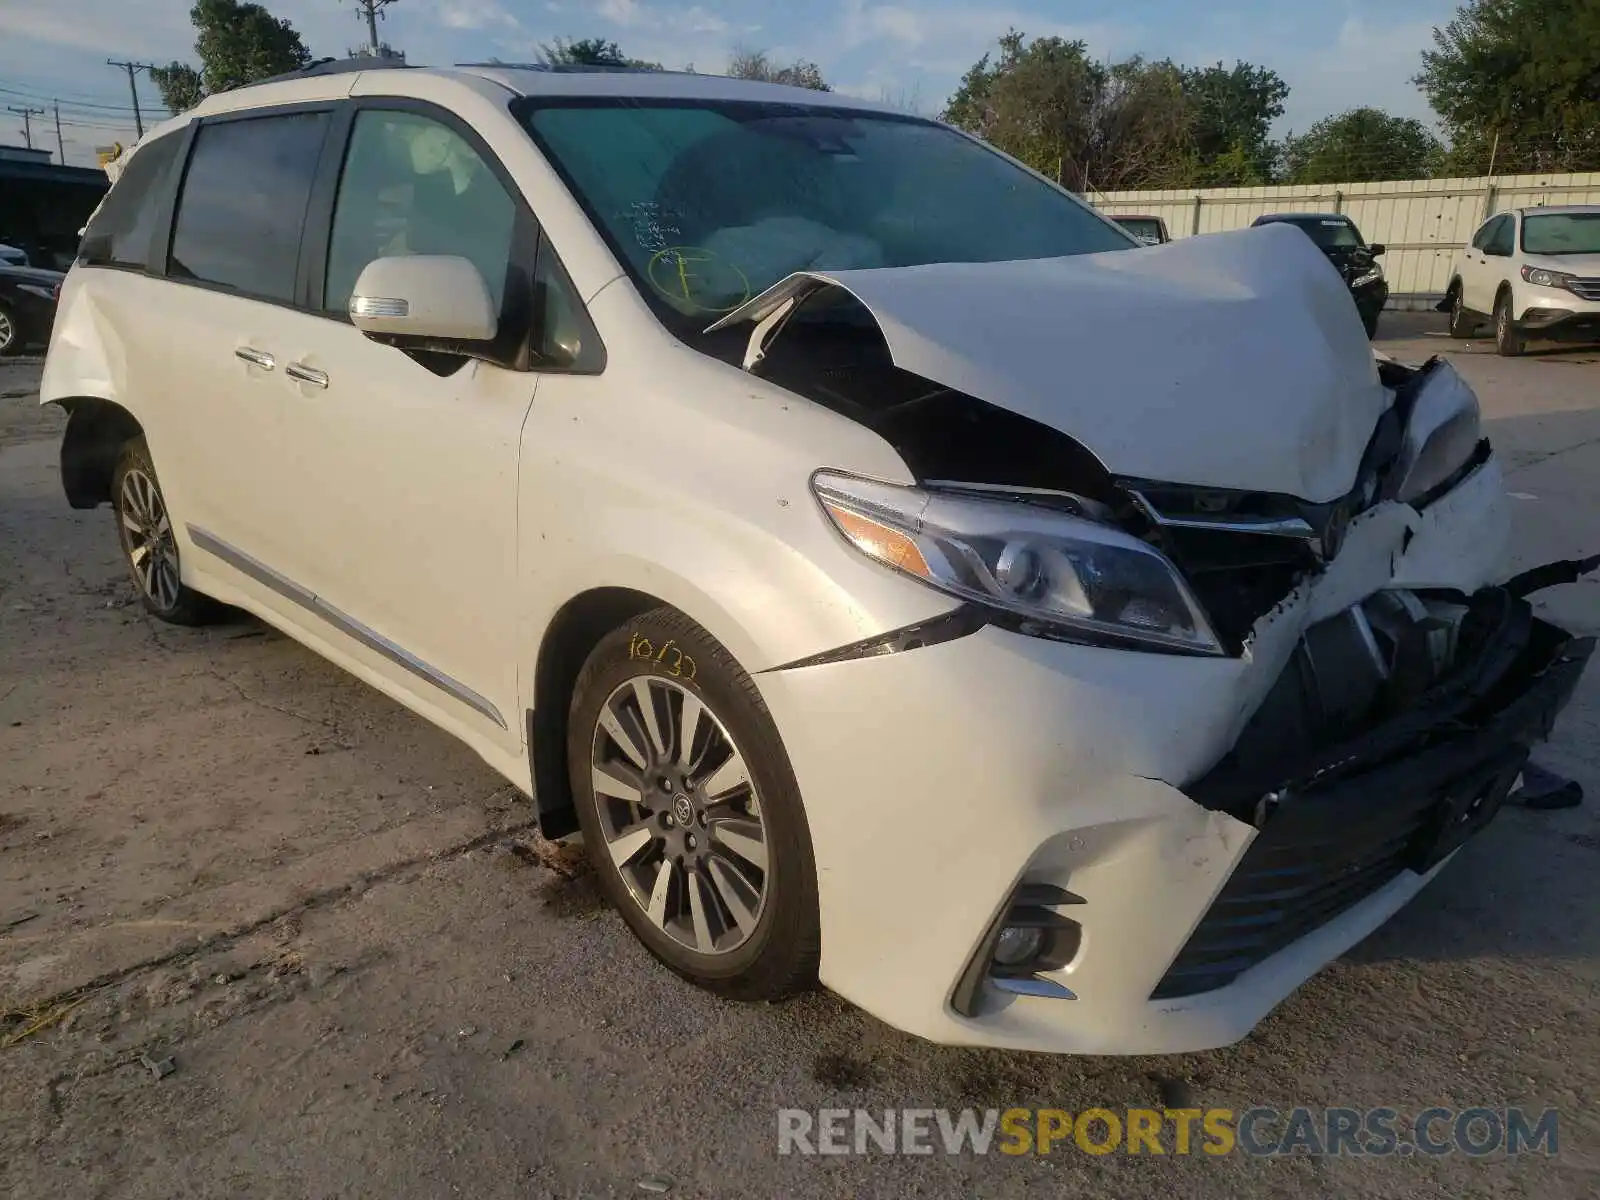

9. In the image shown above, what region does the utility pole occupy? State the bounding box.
[54,101,65,162]
[106,59,155,137]
[7,105,45,150]
[348,0,399,56]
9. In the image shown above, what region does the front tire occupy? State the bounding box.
[1494,290,1525,357]
[1447,285,1475,339]
[567,607,819,1000]
[111,437,218,625]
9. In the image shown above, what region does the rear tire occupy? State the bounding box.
[1494,290,1525,357]
[567,607,819,1001]
[111,437,219,625]
[1447,285,1475,339]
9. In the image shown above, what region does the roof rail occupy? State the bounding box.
[241,56,415,90]
[454,62,696,76]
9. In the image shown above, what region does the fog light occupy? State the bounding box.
[993,924,1044,967]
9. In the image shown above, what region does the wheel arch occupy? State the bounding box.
[527,586,667,837]
[54,396,144,509]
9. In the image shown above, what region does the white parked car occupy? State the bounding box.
[43,63,1594,1054]
[1441,204,1600,354]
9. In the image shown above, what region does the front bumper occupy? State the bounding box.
[756,455,1591,1054]
[1156,605,1591,999]
[1515,305,1600,342]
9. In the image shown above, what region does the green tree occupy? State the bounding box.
[727,49,830,90]
[150,0,311,114]
[1179,61,1288,185]
[1282,107,1444,183]
[150,63,205,113]
[944,31,1192,192]
[538,37,660,70]
[1417,0,1600,173]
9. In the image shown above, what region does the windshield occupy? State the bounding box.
[1522,213,1600,255]
[517,99,1133,327]
[1115,218,1164,245]
[1276,217,1362,250]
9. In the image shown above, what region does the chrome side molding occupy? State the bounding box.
[186,525,507,730]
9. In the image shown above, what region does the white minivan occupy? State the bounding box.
[43,61,1594,1054]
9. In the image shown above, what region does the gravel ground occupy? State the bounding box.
[2,316,1599,1198]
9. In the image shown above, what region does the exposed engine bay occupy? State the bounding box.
[722,267,1597,835]
[732,283,1492,650]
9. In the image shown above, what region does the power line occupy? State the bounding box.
[0,83,152,113]
[105,59,156,137]
[7,104,45,149]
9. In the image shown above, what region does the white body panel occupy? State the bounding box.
[716,223,1387,501]
[41,65,1543,1055]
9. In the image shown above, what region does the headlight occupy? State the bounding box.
[16,283,56,301]
[1397,361,1482,504]
[1352,266,1384,287]
[1520,265,1574,290]
[811,471,1224,655]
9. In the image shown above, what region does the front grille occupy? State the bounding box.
[1568,277,1600,301]
[1149,785,1441,999]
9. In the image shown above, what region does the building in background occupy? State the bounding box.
[0,144,108,271]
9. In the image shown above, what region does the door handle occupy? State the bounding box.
[235,346,275,371]
[285,362,329,389]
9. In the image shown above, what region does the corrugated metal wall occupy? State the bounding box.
[1093,173,1600,309]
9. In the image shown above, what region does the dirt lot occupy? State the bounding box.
[3,316,1600,1198]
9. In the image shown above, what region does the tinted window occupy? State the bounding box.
[169,112,329,302]
[520,99,1132,330]
[532,236,602,371]
[325,109,517,315]
[1471,217,1502,252]
[81,132,184,269]
[1486,217,1516,256]
[1266,216,1361,249]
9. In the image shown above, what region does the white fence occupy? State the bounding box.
[1092,173,1600,310]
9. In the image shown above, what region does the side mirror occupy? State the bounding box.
[348,255,498,342]
[1368,243,1386,257]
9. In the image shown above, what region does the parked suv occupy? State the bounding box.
[1251,212,1388,338]
[43,63,1593,1055]
[1440,205,1600,355]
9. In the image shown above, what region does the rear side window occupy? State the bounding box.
[80,133,184,269]
[1471,217,1503,252]
[169,112,330,303]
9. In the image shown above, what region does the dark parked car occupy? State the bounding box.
[1112,214,1170,246]
[1251,213,1388,338]
[0,263,63,357]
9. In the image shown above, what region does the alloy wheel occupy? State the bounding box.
[119,468,181,610]
[590,675,770,955]
[0,310,14,353]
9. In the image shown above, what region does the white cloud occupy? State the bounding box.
[434,0,522,32]
[1280,16,1438,132]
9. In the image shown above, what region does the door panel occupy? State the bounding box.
[254,104,536,743]
[152,111,332,560]
[265,313,532,738]
[1461,216,1505,313]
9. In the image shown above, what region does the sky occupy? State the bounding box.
[0,0,1459,167]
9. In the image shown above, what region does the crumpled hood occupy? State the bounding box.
[713,223,1388,502]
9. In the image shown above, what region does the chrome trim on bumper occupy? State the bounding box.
[186,524,508,730]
